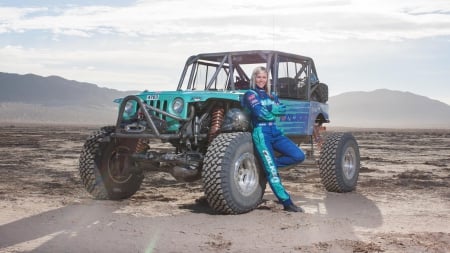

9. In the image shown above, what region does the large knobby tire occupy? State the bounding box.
[311,83,328,103]
[78,126,144,200]
[318,132,360,192]
[202,132,266,214]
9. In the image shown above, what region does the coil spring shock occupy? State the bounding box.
[136,139,149,152]
[208,106,225,143]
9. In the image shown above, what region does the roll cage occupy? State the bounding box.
[176,50,320,100]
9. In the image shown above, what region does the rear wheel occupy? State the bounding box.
[78,126,145,199]
[318,132,360,192]
[202,132,266,214]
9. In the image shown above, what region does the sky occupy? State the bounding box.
[1,0,449,105]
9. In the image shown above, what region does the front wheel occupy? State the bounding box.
[202,132,266,214]
[318,132,360,192]
[78,126,145,199]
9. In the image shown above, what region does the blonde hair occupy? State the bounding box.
[250,66,270,94]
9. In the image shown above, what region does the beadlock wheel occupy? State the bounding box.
[234,152,259,197]
[342,145,357,181]
[107,146,134,184]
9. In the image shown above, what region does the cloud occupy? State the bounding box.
[1,0,449,42]
[0,44,185,90]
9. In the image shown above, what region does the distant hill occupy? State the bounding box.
[0,72,135,106]
[328,89,450,129]
[0,72,138,125]
[1,72,449,128]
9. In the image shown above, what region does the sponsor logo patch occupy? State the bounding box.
[262,150,280,183]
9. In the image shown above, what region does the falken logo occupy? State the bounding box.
[262,150,280,183]
[280,113,308,122]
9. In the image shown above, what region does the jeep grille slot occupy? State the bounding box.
[162,100,168,120]
[149,99,168,120]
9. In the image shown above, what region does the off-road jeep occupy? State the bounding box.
[78,50,360,214]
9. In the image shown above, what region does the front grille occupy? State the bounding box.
[148,100,168,120]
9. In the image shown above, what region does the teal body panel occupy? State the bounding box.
[115,90,245,132]
[114,90,328,135]
[276,100,329,136]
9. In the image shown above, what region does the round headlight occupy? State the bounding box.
[122,101,136,120]
[172,97,184,114]
[124,101,134,114]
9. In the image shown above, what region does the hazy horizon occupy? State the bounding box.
[1,71,449,129]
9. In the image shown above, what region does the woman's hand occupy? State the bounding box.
[272,103,286,115]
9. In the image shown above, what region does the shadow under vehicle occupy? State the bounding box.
[78,50,360,214]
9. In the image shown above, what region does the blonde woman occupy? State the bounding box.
[242,66,305,212]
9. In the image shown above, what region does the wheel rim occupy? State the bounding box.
[108,145,133,183]
[233,152,259,196]
[342,146,357,180]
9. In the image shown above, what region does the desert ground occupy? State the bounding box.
[0,125,448,253]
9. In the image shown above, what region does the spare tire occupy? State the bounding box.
[311,83,328,103]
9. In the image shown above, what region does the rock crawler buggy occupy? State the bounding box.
[78,50,360,214]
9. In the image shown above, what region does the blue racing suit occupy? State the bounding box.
[242,87,305,206]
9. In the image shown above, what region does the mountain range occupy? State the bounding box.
[0,72,136,125]
[328,89,450,128]
[1,72,449,129]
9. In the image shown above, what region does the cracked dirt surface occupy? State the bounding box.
[0,125,449,252]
